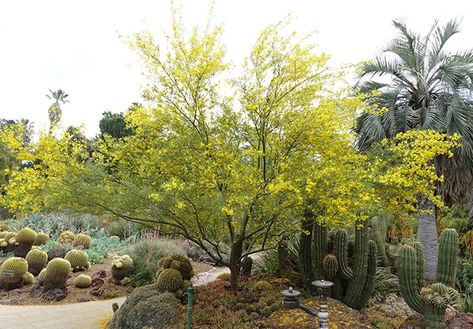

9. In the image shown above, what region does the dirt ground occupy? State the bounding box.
[0,256,214,305]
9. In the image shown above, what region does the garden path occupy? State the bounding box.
[0,265,229,329]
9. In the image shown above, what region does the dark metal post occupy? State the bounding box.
[185,284,193,329]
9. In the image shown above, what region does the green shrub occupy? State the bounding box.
[255,280,273,292]
[107,287,180,329]
[126,239,185,287]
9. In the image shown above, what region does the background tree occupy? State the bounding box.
[47,89,69,134]
[355,19,473,281]
[99,105,137,139]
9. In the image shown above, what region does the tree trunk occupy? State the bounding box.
[417,198,438,283]
[229,239,243,290]
[278,239,292,278]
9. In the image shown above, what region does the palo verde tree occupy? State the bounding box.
[0,15,460,290]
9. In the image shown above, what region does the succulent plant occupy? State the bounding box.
[299,220,377,310]
[75,274,92,288]
[3,232,17,253]
[0,238,7,249]
[0,231,7,239]
[14,228,37,258]
[72,233,91,249]
[37,268,47,286]
[399,229,459,329]
[23,272,35,285]
[58,231,75,244]
[25,248,48,276]
[65,249,90,272]
[0,257,28,290]
[0,223,9,232]
[255,280,273,292]
[111,254,134,281]
[34,232,50,246]
[156,255,194,280]
[43,258,72,291]
[156,268,183,292]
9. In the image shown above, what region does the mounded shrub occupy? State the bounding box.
[216,272,231,282]
[107,286,180,329]
[255,280,273,292]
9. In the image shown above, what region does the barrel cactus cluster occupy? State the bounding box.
[398,229,459,329]
[65,249,90,272]
[111,254,134,281]
[155,255,194,299]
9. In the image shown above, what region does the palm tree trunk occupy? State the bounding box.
[417,197,438,283]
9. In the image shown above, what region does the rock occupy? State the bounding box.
[91,278,104,288]
[447,313,473,329]
[41,288,67,301]
[107,284,181,329]
[89,287,102,296]
[93,270,106,279]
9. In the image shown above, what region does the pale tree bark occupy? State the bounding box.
[417,198,438,283]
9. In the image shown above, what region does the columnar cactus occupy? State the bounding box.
[0,257,28,290]
[34,232,50,246]
[26,249,48,276]
[72,233,91,249]
[398,229,459,328]
[306,220,377,310]
[15,228,37,258]
[371,215,389,266]
[65,249,90,272]
[75,274,92,288]
[111,255,134,281]
[43,258,72,291]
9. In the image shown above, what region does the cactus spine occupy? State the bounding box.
[398,229,459,328]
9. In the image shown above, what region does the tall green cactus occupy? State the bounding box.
[398,229,459,328]
[307,220,377,310]
[371,216,389,266]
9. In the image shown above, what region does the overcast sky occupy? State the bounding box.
[1,0,473,136]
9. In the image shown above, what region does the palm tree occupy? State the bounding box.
[355,19,473,282]
[46,89,69,134]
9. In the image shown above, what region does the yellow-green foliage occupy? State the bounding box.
[255,280,273,292]
[111,254,134,281]
[25,249,48,275]
[156,268,183,292]
[34,232,50,246]
[58,231,75,244]
[23,272,34,285]
[17,227,37,244]
[0,257,28,287]
[43,258,72,290]
[75,274,92,288]
[73,233,91,249]
[65,249,90,272]
[216,272,231,281]
[0,223,9,231]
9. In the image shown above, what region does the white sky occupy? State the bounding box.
[1,0,473,136]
